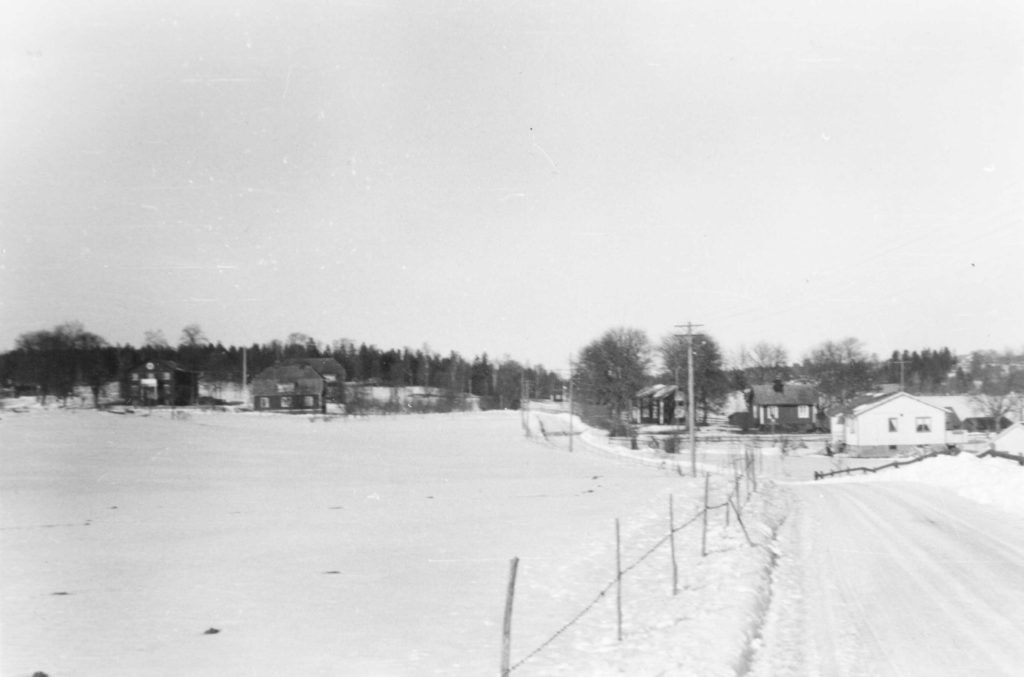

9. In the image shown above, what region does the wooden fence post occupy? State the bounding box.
[701,474,710,557]
[501,557,519,677]
[615,518,623,641]
[669,495,679,596]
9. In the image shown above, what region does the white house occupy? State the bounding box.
[830,391,950,456]
[993,422,1024,454]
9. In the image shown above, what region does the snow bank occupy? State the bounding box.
[846,453,1024,517]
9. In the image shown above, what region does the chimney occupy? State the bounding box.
[773,378,784,393]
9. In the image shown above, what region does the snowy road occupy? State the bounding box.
[750,480,1024,677]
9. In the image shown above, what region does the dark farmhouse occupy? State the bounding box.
[251,357,346,412]
[126,360,198,406]
[747,380,821,432]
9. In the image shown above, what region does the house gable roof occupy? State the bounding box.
[833,391,949,419]
[635,384,678,400]
[129,359,190,374]
[279,357,346,379]
[749,383,817,407]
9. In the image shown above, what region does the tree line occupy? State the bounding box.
[0,322,563,408]
[572,327,1024,432]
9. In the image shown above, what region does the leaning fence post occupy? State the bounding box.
[615,518,623,641]
[501,557,519,677]
[701,474,710,557]
[669,495,679,596]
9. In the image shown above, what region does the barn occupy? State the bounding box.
[251,357,346,413]
[830,391,950,456]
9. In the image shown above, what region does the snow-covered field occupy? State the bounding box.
[1,408,785,677]
[6,405,1024,676]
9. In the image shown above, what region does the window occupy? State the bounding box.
[797,405,811,419]
[915,417,931,433]
[281,396,292,408]
[767,405,779,419]
[888,417,898,433]
[161,372,172,380]
[258,397,269,409]
[303,396,315,408]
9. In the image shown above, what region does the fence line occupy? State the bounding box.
[812,448,960,480]
[506,463,759,673]
[977,449,1024,466]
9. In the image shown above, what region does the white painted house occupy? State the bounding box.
[830,391,951,456]
[993,422,1024,454]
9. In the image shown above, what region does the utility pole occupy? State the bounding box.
[894,358,908,392]
[676,322,703,477]
[568,356,574,453]
[242,346,248,406]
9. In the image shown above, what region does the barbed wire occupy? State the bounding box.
[510,488,748,672]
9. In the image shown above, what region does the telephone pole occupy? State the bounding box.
[568,356,574,453]
[893,358,908,391]
[675,322,703,477]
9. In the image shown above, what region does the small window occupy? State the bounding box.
[161,372,172,380]
[767,405,779,419]
[888,417,898,433]
[797,405,810,419]
[258,397,269,409]
[303,395,315,408]
[915,417,931,433]
[281,396,292,408]
[131,373,140,381]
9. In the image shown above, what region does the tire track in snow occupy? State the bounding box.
[751,481,1024,677]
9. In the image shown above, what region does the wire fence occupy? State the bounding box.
[501,419,765,675]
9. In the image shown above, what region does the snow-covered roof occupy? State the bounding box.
[830,391,949,419]
[635,384,678,400]
[917,395,991,421]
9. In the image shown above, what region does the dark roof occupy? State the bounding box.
[749,383,817,407]
[279,357,346,379]
[129,359,191,374]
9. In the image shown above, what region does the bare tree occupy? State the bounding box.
[575,327,652,432]
[803,337,876,409]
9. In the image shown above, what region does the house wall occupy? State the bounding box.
[756,404,816,429]
[254,393,321,411]
[843,397,947,450]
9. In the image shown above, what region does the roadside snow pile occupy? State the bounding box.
[852,453,1024,517]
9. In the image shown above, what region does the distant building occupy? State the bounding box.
[126,360,198,406]
[251,358,346,412]
[993,422,1024,454]
[918,395,1013,433]
[633,384,681,425]
[747,380,821,432]
[829,391,950,455]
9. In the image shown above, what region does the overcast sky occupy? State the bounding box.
[2,0,1021,368]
